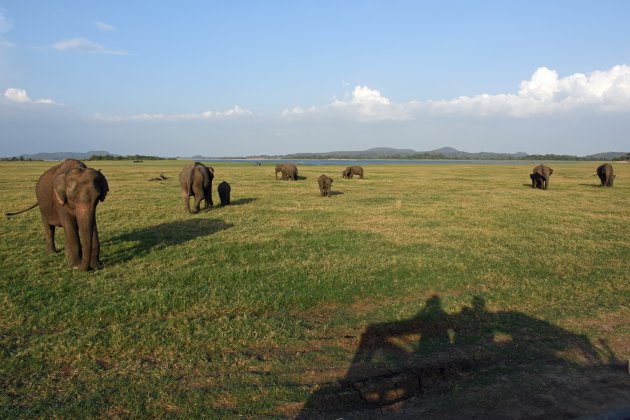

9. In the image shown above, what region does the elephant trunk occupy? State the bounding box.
[76,203,95,271]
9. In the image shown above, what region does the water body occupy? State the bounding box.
[200,159,545,166]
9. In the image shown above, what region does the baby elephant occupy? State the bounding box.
[530,173,544,189]
[318,175,333,197]
[596,163,615,187]
[217,181,231,206]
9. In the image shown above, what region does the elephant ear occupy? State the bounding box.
[98,170,109,202]
[54,171,80,206]
[53,173,68,206]
[53,173,67,205]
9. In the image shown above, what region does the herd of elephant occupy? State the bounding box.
[3,159,617,271]
[529,163,615,190]
[274,163,364,197]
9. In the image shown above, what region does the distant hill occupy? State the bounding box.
[268,147,624,160]
[584,151,627,160]
[19,151,117,160]
[8,148,628,162]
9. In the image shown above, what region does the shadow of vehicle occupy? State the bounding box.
[298,295,630,419]
[103,218,232,265]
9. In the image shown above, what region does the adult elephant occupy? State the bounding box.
[531,164,553,190]
[5,159,109,271]
[343,166,364,179]
[179,162,214,213]
[596,163,615,187]
[275,163,298,180]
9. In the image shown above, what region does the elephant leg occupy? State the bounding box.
[193,194,202,213]
[90,221,104,270]
[207,186,213,207]
[43,222,57,254]
[182,191,192,213]
[62,216,81,267]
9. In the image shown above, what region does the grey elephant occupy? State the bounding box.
[5,159,109,271]
[217,181,231,206]
[179,162,214,213]
[275,163,298,180]
[530,173,544,189]
[343,166,364,179]
[318,175,333,197]
[596,163,615,187]
[531,164,553,190]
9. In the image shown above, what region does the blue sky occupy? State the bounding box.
[1,1,629,157]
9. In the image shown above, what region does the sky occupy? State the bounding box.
[1,1,629,157]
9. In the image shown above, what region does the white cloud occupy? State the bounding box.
[35,98,56,104]
[282,106,305,116]
[4,87,29,102]
[430,65,630,117]
[95,21,115,31]
[93,105,253,122]
[4,87,56,105]
[331,85,415,120]
[284,65,630,120]
[54,38,127,55]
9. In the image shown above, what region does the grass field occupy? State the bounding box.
[1,160,629,418]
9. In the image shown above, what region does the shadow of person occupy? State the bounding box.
[103,218,232,265]
[297,295,630,419]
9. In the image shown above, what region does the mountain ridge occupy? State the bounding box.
[10,147,628,161]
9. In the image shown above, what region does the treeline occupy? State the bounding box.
[88,154,167,161]
[0,156,41,161]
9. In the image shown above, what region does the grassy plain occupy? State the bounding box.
[1,160,629,417]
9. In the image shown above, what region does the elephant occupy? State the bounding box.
[179,162,214,213]
[217,181,231,206]
[5,159,109,271]
[596,163,615,187]
[530,173,544,189]
[531,164,553,190]
[275,163,298,181]
[343,166,364,179]
[318,175,333,197]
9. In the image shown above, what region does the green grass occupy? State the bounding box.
[1,160,629,417]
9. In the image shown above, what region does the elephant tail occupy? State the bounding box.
[5,202,39,217]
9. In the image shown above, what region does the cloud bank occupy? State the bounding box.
[283,65,630,120]
[93,105,253,122]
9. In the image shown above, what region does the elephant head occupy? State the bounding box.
[53,168,109,271]
[532,165,553,190]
